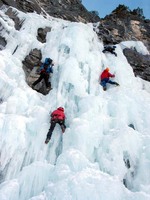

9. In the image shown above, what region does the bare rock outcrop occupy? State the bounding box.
[0,0,100,23]
[97,5,150,50]
[123,48,150,81]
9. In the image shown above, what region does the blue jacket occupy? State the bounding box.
[40,58,53,74]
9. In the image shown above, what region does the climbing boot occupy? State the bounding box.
[61,126,65,133]
[103,86,107,91]
[45,138,50,144]
[115,83,120,86]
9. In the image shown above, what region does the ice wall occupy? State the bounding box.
[0,8,150,200]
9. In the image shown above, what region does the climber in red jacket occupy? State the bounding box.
[100,68,119,91]
[45,107,66,144]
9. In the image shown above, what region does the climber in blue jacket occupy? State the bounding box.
[32,58,54,89]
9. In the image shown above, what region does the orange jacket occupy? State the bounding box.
[100,70,115,80]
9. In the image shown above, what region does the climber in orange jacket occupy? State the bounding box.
[100,68,119,91]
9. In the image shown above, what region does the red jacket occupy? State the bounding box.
[51,107,65,121]
[100,70,115,80]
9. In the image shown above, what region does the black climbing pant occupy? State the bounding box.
[46,119,66,140]
[32,72,50,88]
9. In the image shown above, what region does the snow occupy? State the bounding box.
[0,7,150,200]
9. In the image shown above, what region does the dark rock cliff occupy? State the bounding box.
[97,5,150,50]
[0,0,99,22]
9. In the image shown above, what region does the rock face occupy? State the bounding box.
[97,5,150,50]
[0,0,42,14]
[5,8,23,30]
[37,0,99,22]
[0,0,99,23]
[37,27,51,43]
[22,49,52,95]
[22,49,41,88]
[123,48,150,81]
